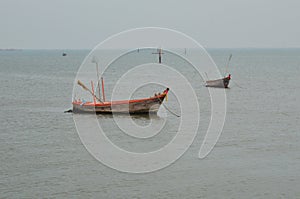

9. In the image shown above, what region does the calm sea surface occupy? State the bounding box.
[0,49,300,198]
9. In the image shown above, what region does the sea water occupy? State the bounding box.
[0,49,299,198]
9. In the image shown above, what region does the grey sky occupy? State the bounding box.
[1,0,300,49]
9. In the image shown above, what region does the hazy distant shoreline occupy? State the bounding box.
[0,48,23,51]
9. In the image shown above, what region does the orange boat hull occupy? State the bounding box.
[72,93,166,114]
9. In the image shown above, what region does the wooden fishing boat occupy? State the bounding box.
[72,56,169,114]
[205,54,233,88]
[206,74,231,88]
[72,89,168,114]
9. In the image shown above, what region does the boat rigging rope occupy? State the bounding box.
[157,95,180,117]
[161,103,181,117]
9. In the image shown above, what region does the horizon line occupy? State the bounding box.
[2,47,300,50]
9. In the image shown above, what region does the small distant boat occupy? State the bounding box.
[205,54,232,88]
[62,52,67,56]
[205,74,231,88]
[73,89,168,114]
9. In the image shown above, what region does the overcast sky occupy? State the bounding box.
[1,0,300,49]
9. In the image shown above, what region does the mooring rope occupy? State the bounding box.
[161,103,181,117]
[157,95,180,117]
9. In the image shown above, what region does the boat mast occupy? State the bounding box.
[224,54,232,76]
[91,80,96,104]
[92,57,102,102]
[101,77,105,102]
[77,80,102,102]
